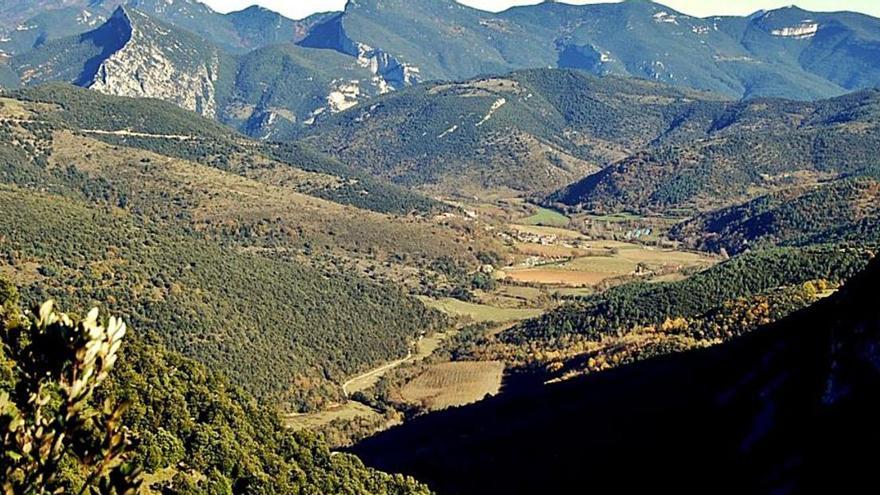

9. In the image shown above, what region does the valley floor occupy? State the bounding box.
[286,195,721,446]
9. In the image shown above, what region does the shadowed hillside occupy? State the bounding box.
[353,256,880,494]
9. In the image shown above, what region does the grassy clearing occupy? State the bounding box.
[419,297,544,322]
[552,287,596,298]
[509,224,587,239]
[399,361,505,411]
[583,212,646,223]
[519,207,570,227]
[283,402,382,431]
[494,285,548,302]
[514,242,587,258]
[560,256,637,274]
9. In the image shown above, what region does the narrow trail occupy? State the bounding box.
[0,117,199,141]
[342,350,415,397]
[78,128,198,140]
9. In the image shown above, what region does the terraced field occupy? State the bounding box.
[399,361,505,411]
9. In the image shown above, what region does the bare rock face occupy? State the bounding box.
[87,8,224,118]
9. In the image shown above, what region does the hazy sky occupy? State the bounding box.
[199,0,880,20]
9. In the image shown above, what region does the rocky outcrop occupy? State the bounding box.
[86,8,224,118]
[300,14,422,93]
[771,22,819,39]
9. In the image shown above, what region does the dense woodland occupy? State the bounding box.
[0,91,484,412]
[671,177,880,254]
[0,186,447,408]
[0,279,430,494]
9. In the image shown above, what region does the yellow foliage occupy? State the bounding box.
[661,317,690,333]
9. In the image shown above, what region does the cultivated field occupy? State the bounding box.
[399,361,505,411]
[420,297,545,322]
[519,206,570,227]
[510,224,587,239]
[504,242,716,287]
[514,242,589,258]
[505,269,613,286]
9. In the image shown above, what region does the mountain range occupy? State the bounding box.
[295,68,880,202]
[3,1,880,493]
[3,0,880,139]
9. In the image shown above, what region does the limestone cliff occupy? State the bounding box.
[86,8,227,118]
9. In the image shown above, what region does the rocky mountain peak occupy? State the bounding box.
[86,8,226,117]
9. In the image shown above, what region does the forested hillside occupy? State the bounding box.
[301,68,880,203]
[0,279,430,494]
[504,245,873,346]
[0,64,17,89]
[10,83,442,215]
[672,177,880,254]
[0,87,500,410]
[549,89,880,213]
[298,69,723,194]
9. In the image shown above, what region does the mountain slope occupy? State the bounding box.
[298,0,542,84]
[12,7,236,118]
[0,0,332,56]
[9,1,880,139]
[301,68,880,200]
[353,255,880,494]
[0,85,498,409]
[9,7,396,135]
[11,82,442,215]
[0,63,17,88]
[671,176,880,255]
[299,69,724,194]
[549,89,880,213]
[228,42,386,137]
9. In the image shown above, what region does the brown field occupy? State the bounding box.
[400,361,505,411]
[503,241,717,288]
[505,269,614,286]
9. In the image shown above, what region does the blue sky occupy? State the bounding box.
[199,0,880,20]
